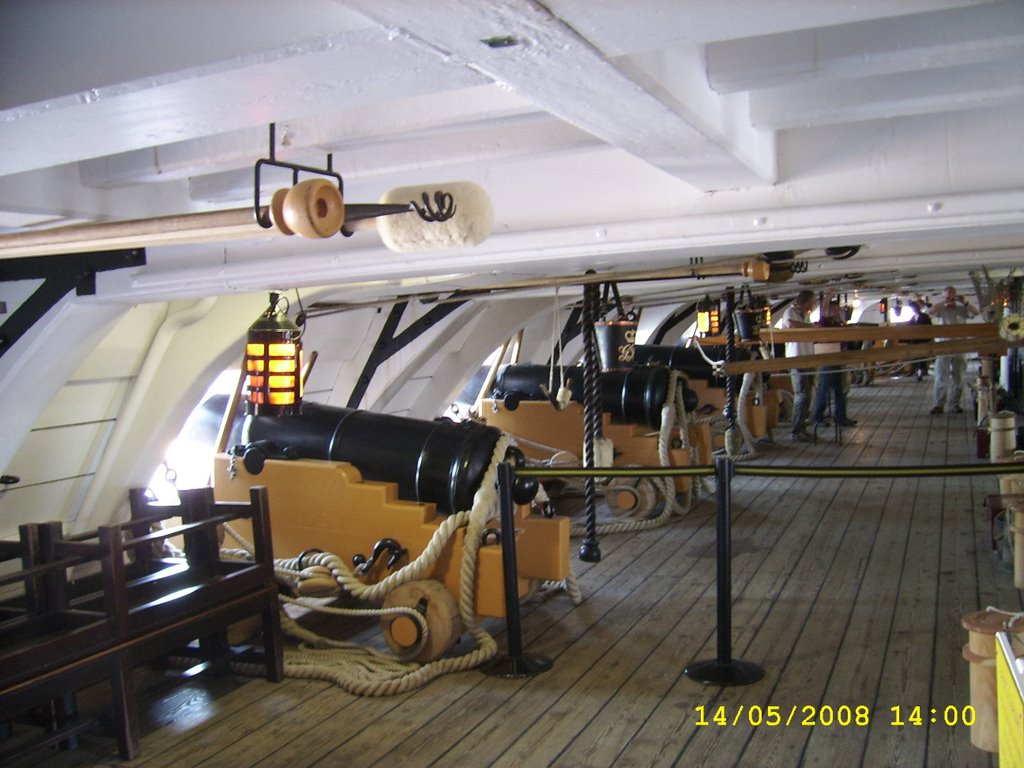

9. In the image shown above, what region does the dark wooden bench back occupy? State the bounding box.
[0,485,282,762]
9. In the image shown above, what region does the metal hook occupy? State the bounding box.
[352,538,407,575]
[410,191,457,223]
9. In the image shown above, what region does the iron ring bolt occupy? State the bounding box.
[296,548,323,570]
[482,528,502,545]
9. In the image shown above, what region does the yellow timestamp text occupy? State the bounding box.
[693,704,977,728]
[694,704,871,727]
[889,705,976,727]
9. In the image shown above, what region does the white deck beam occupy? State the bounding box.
[78,86,536,188]
[706,0,1024,94]
[750,60,1024,129]
[0,27,486,177]
[341,0,776,191]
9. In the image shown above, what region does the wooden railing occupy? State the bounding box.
[0,486,283,761]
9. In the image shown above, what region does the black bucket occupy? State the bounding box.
[733,307,765,341]
[594,319,639,370]
[242,403,532,514]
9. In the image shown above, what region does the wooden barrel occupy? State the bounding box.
[1000,468,1024,496]
[961,609,1024,752]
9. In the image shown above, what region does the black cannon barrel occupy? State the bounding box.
[599,367,670,429]
[634,345,720,381]
[492,363,691,429]
[243,403,531,514]
[492,364,563,406]
[634,345,755,383]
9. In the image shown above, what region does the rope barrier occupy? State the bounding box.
[518,461,1024,480]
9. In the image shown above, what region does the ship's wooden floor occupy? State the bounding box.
[8,375,1021,768]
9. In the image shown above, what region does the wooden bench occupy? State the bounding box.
[0,486,283,761]
[0,521,122,757]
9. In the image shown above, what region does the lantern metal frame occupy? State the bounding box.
[244,292,304,416]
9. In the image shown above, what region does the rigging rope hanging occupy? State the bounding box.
[565,370,711,538]
[579,282,603,562]
[543,287,571,410]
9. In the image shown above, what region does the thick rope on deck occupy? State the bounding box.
[221,435,531,696]
[566,371,705,538]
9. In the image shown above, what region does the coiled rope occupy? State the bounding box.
[221,432,578,696]
[565,370,709,537]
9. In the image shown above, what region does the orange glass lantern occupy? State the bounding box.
[244,292,303,416]
[696,295,720,336]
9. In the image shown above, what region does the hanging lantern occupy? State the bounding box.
[696,295,720,336]
[244,292,303,416]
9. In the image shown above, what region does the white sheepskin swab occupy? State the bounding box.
[377,181,493,252]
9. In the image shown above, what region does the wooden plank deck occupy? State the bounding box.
[7,374,1021,768]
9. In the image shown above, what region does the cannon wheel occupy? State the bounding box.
[381,579,463,663]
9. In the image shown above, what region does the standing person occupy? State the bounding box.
[907,300,932,381]
[782,289,817,442]
[811,297,856,428]
[929,286,978,414]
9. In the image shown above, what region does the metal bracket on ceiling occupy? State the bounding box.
[252,123,458,235]
[0,248,146,359]
[345,298,469,409]
[252,123,345,229]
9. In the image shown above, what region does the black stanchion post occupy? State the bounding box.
[684,455,764,686]
[484,461,553,678]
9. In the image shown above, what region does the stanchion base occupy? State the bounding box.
[579,540,601,562]
[684,658,765,687]
[483,654,553,678]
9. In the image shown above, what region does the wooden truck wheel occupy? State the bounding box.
[381,579,463,663]
[606,477,658,518]
[269,187,295,235]
[282,178,344,238]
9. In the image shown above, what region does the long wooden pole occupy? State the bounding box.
[0,208,279,259]
[723,337,1014,375]
[756,322,1000,343]
[700,323,999,346]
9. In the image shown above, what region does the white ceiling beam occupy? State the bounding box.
[186,116,602,203]
[615,46,775,187]
[0,0,374,110]
[0,27,486,178]
[545,0,985,54]
[103,187,1024,304]
[706,0,1024,94]
[78,86,536,188]
[0,165,197,227]
[750,60,1024,130]
[339,0,775,191]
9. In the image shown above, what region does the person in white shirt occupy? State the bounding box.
[782,289,818,442]
[929,285,978,414]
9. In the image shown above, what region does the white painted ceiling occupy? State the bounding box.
[2,0,1023,309]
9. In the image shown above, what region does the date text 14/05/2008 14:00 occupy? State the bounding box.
[693,704,976,728]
